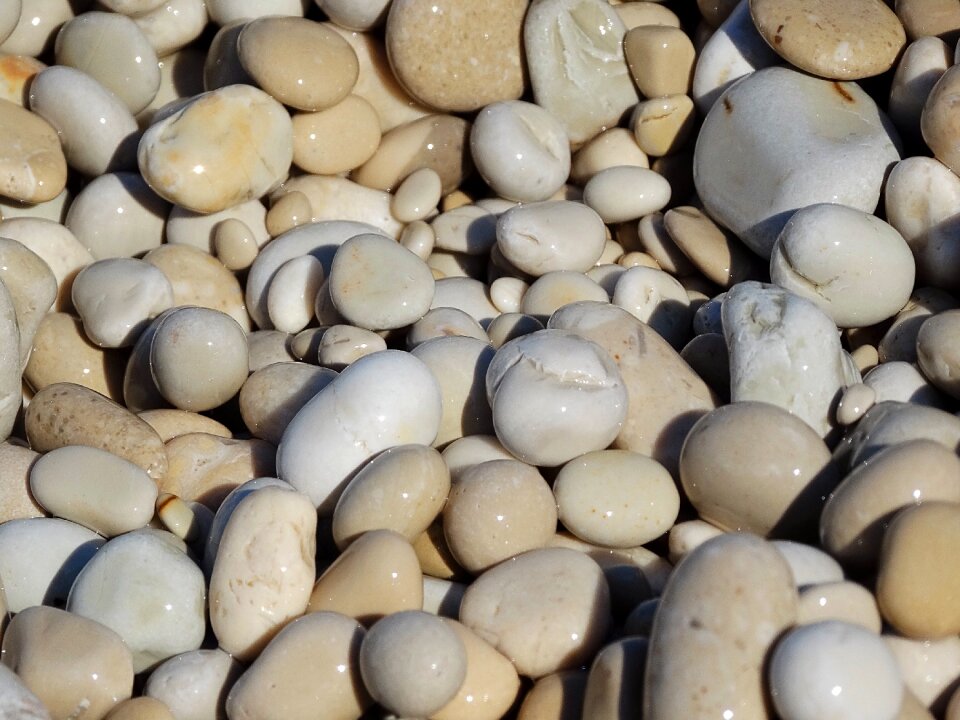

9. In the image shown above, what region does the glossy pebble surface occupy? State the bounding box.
[0,99,66,203]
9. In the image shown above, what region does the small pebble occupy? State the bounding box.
[837,382,877,425]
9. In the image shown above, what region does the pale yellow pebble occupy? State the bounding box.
[884,634,960,713]
[0,99,66,204]
[239,362,337,445]
[663,205,765,288]
[292,95,381,175]
[308,529,423,624]
[797,581,883,633]
[570,128,649,185]
[266,255,325,334]
[837,382,877,425]
[897,0,960,42]
[485,312,544,348]
[852,343,880,373]
[399,219,435,260]
[318,324,387,370]
[137,409,232,442]
[516,671,588,720]
[581,637,647,720]
[618,251,661,269]
[266,190,313,238]
[405,307,489,349]
[583,166,671,224]
[289,327,326,361]
[0,55,45,107]
[490,277,528,314]
[103,698,174,720]
[156,493,200,543]
[414,521,468,581]
[392,167,442,223]
[630,95,697,157]
[616,1,681,29]
[441,188,474,212]
[520,271,609,322]
[667,518,725,564]
[624,25,696,97]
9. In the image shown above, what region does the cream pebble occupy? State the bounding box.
[520,270,609,321]
[864,361,947,408]
[140,408,231,442]
[318,324,387,369]
[460,547,610,678]
[143,649,242,720]
[583,166,671,224]
[292,95,381,176]
[167,199,270,256]
[470,100,570,203]
[432,277,501,326]
[155,493,201,543]
[486,312,544,348]
[67,530,205,673]
[214,218,260,272]
[489,277,529,315]
[400,219,435,260]
[0,664,49,720]
[884,634,960,713]
[431,204,499,256]
[265,190,312,238]
[917,310,960,399]
[406,307,489,349]
[772,540,844,588]
[266,255,325,334]
[441,434,517,482]
[922,65,960,177]
[29,445,158,537]
[570,128,649,185]
[889,37,952,140]
[769,621,903,720]
[879,287,958,364]
[797,581,883,633]
[149,307,248,412]
[0,99,67,204]
[0,239,55,374]
[839,401,960,469]
[0,1,20,45]
[138,84,293,214]
[837,382,877,425]
[0,0,74,58]
[496,200,606,276]
[133,0,207,57]
[391,167,442,223]
[612,266,691,349]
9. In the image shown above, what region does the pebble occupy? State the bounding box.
[239,362,337,445]
[582,166,671,224]
[524,0,638,144]
[67,530,205,673]
[917,310,960,399]
[2,605,133,720]
[0,54,45,107]
[884,634,960,713]
[0,0,73,57]
[581,637,646,720]
[553,450,679,548]
[889,37,952,140]
[385,0,527,112]
[208,485,316,661]
[519,271,607,321]
[238,17,358,112]
[612,266,691,349]
[668,518,725,564]
[143,649,242,720]
[768,621,904,720]
[0,664,49,720]
[0,442,45,523]
[922,64,960,177]
[695,66,900,258]
[0,99,66,204]
[138,84,293,214]
[213,219,260,272]
[517,671,587,720]
[0,1,20,45]
[896,0,960,42]
[470,100,570,203]
[630,94,697,157]
[836,382,877,425]
[138,408,231,443]
[772,540,845,588]
[797,581,883,633]
[279,175,403,239]
[318,0,391,31]
[292,95,381,176]
[205,0,304,25]
[391,167,441,223]
[624,25,696,97]
[839,400,960,469]
[226,611,370,720]
[645,534,798,720]
[663,205,763,288]
[167,199,270,257]
[29,445,157,537]
[496,200,606,277]
[0,239,56,370]
[864,361,948,408]
[265,190,312,238]
[460,547,610,678]
[266,255,324,334]
[407,307,489,348]
[570,128,649,184]
[308,529,423,623]
[103,698,174,720]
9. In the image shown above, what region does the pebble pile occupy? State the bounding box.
[0,0,958,719]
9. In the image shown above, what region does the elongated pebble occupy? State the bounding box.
[583,166,671,224]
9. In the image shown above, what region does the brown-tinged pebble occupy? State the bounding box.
[138,84,292,214]
[889,37,952,140]
[161,433,276,510]
[265,190,312,238]
[209,485,316,662]
[0,99,66,204]
[385,0,527,112]
[797,581,883,633]
[877,502,960,639]
[308,529,423,623]
[570,128,649,185]
[68,530,205,673]
[238,17,358,112]
[239,362,337,446]
[630,94,697,157]
[582,637,647,720]
[517,671,588,720]
[0,442,44,523]
[2,606,133,720]
[226,611,371,720]
[292,95,381,176]
[664,206,764,288]
[29,445,158,537]
[103,698,174,720]
[460,547,610,678]
[681,401,837,538]
[26,382,168,480]
[143,649,243,720]
[138,409,231,442]
[155,493,202,543]
[821,439,960,572]
[644,533,798,720]
[624,25,696,97]
[0,54,45,106]
[554,450,679,548]
[332,444,449,548]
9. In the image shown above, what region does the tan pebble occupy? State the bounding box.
[0,239,55,373]
[443,459,557,574]
[616,1,681,29]
[0,99,66,204]
[132,0,207,57]
[667,518,725,564]
[144,236,252,332]
[630,94,697,158]
[486,312,544,348]
[239,17,358,112]
[289,327,326,361]
[570,128,649,185]
[922,65,960,176]
[385,0,526,112]
[26,382,167,480]
[121,313,169,413]
[797,580,883,632]
[596,239,625,265]
[214,218,260,272]
[352,113,472,195]
[162,432,276,511]
[248,329,296,371]
[821,439,960,572]
[265,190,312,238]
[851,344,880,373]
[582,638,647,720]
[879,287,958,364]
[877,502,960,639]
[664,205,764,288]
[414,520,468,580]
[399,219,435,260]
[750,0,906,79]
[637,212,694,275]
[392,167,442,223]
[155,493,200,543]
[149,307,248,412]
[950,686,960,720]
[839,401,960,469]
[226,612,371,720]
[680,402,837,537]
[612,266,691,348]
[308,529,423,623]
[889,37,952,140]
[2,606,133,720]
[167,199,269,256]
[517,671,588,720]
[896,0,960,42]
[137,408,231,442]
[0,54,45,106]
[239,361,337,445]
[276,174,403,239]
[917,310,960,399]
[209,485,317,662]
[885,634,960,713]
[837,382,877,425]
[617,251,661,269]
[583,166,671,224]
[554,450,678,548]
[520,271,608,321]
[460,547,610,678]
[104,698,174,720]
[0,442,45,522]
[624,25,695,97]
[645,534,798,719]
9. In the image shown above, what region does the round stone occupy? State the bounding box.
[292,95,382,175]
[917,310,960,399]
[496,200,606,276]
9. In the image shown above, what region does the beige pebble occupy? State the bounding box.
[415,520,468,581]
[837,382,877,425]
[624,25,695,97]
[226,611,371,720]
[0,239,55,373]
[155,493,201,543]
[239,361,337,445]
[864,361,948,408]
[772,539,844,587]
[617,251,660,269]
[663,205,764,288]
[26,382,168,480]
[851,344,880,374]
[923,65,960,177]
[444,459,557,573]
[205,0,304,24]
[137,47,205,125]
[265,190,312,238]
[885,634,960,713]
[612,266,691,348]
[138,84,292,214]
[317,324,387,369]
[308,529,423,623]
[0,442,45,523]
[821,439,960,572]
[889,37,952,140]
[440,434,517,482]
[680,401,837,537]
[104,697,174,720]
[460,547,610,678]
[630,94,697,157]
[570,128,649,185]
[0,54,45,107]
[486,312,544,348]
[266,255,325,334]
[2,605,133,720]
[554,450,679,548]
[29,445,158,537]
[877,502,960,639]
[839,401,960,469]
[239,17,358,112]
[133,0,207,57]
[750,0,906,79]
[645,534,798,720]
[292,95,381,176]
[167,199,269,256]
[897,0,960,42]
[143,649,243,720]
[917,310,960,399]
[423,575,464,617]
[277,175,403,239]
[214,218,260,272]
[431,204,498,256]
[638,211,696,276]
[149,307,248,412]
[797,581,883,633]
[582,637,647,720]
[248,330,296,371]
[0,665,49,719]
[122,312,172,413]
[520,271,608,322]
[496,201,606,276]
[407,307,489,349]
[517,671,588,720]
[317,0,390,31]
[667,518,725,564]
[391,167,442,223]
[490,278,529,315]
[209,485,317,662]
[399,219,435,260]
[583,166,671,224]
[879,287,958,364]
[385,0,526,112]
[137,409,231,442]
[0,99,66,204]
[0,0,72,57]
[617,1,682,29]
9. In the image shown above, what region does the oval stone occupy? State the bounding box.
[0,99,66,203]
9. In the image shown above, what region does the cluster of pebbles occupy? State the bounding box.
[0,0,959,718]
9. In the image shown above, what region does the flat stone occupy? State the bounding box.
[0,99,66,203]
